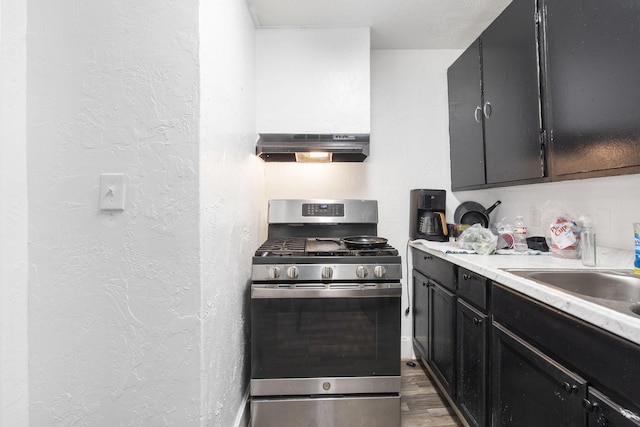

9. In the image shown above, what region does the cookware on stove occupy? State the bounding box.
[341,235,388,248]
[315,235,389,248]
[454,200,501,227]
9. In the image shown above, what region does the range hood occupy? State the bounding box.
[256,134,370,162]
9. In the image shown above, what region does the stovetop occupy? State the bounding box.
[252,237,402,282]
[252,199,402,282]
[255,237,400,258]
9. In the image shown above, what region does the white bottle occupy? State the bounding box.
[513,216,528,252]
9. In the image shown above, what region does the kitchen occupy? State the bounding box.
[2,0,640,426]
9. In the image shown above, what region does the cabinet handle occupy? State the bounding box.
[483,102,492,118]
[473,318,482,325]
[582,399,600,413]
[423,255,432,260]
[463,274,471,280]
[561,382,578,394]
[474,106,482,123]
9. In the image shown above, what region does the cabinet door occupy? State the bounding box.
[482,0,543,184]
[456,299,489,427]
[542,0,640,178]
[429,281,456,396]
[492,322,586,427]
[448,39,485,190]
[412,269,430,361]
[584,388,640,427]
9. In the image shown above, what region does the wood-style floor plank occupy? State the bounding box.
[401,360,463,427]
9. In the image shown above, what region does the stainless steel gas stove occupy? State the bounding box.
[250,199,402,427]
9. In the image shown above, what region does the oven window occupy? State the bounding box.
[251,296,400,379]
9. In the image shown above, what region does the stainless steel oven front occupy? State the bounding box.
[250,282,401,427]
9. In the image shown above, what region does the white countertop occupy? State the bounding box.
[410,239,640,346]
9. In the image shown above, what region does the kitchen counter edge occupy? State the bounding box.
[410,240,640,346]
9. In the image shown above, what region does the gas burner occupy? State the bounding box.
[256,238,306,256]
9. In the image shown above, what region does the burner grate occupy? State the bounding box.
[256,238,306,256]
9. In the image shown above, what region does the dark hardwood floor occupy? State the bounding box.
[401,360,463,427]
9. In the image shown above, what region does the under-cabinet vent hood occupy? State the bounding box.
[256,134,370,162]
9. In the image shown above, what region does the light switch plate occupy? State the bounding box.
[99,173,125,210]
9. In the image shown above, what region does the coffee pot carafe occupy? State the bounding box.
[410,189,449,242]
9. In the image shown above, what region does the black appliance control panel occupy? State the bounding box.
[302,203,345,217]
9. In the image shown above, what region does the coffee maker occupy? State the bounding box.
[410,189,448,241]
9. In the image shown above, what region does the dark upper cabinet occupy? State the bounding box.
[448,0,544,190]
[541,0,640,179]
[482,0,543,184]
[448,40,485,189]
[449,0,640,189]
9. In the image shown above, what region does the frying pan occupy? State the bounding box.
[454,200,501,228]
[316,236,388,248]
[341,235,388,248]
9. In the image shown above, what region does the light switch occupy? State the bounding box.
[99,173,126,210]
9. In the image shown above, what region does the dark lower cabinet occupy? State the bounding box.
[412,250,640,427]
[585,388,640,427]
[429,281,456,396]
[412,269,430,360]
[492,321,587,427]
[456,299,489,427]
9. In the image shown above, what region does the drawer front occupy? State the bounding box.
[492,283,640,414]
[458,268,488,311]
[411,248,456,292]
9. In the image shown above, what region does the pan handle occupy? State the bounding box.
[484,200,501,215]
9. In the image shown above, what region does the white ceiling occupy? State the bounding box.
[245,0,513,50]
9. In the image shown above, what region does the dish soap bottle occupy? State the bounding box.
[513,216,528,252]
[581,219,596,267]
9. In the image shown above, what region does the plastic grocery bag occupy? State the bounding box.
[539,201,583,259]
[458,224,498,255]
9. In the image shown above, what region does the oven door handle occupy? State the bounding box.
[251,284,402,299]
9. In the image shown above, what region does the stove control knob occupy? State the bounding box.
[356,266,368,279]
[269,266,281,279]
[287,266,299,279]
[374,265,387,278]
[321,266,334,279]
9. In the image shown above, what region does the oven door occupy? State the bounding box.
[250,283,401,396]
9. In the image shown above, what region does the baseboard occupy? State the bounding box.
[233,387,251,427]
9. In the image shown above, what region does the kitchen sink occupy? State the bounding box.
[504,269,640,317]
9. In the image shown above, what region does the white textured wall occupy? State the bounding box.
[200,0,263,425]
[0,0,29,425]
[256,27,370,134]
[28,1,201,425]
[265,50,461,358]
